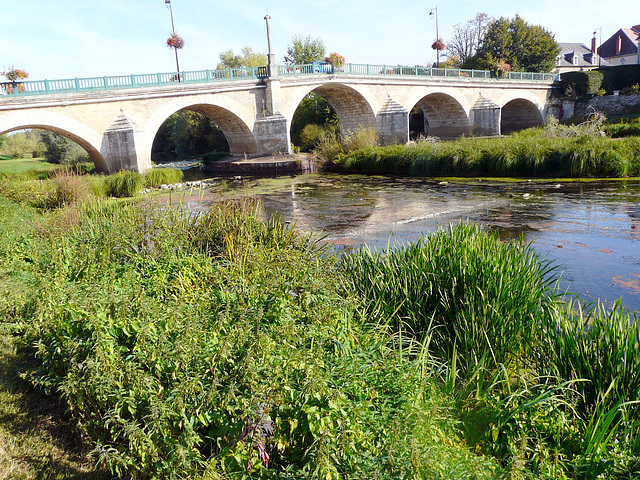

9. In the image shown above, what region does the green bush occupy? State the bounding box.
[144,167,184,188]
[599,65,640,91]
[105,170,145,197]
[561,70,605,96]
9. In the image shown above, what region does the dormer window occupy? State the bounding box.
[573,52,579,65]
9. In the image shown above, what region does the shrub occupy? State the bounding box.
[299,123,330,151]
[144,167,183,188]
[561,71,605,96]
[105,170,145,197]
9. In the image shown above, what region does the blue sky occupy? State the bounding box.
[1,0,636,80]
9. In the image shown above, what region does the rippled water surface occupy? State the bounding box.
[180,173,640,311]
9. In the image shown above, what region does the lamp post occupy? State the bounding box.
[165,0,181,76]
[429,6,440,68]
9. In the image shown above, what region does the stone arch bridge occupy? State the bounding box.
[0,65,557,173]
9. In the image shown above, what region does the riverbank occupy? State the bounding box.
[1,183,639,478]
[325,131,640,178]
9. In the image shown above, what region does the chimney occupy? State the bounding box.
[591,33,597,53]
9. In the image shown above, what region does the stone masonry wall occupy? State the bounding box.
[572,93,640,120]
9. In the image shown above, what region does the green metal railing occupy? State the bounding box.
[0,63,556,98]
[278,63,557,82]
[0,66,268,97]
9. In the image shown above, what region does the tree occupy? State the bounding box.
[40,131,87,164]
[284,35,325,65]
[447,13,494,68]
[471,15,559,72]
[290,93,338,150]
[152,111,228,160]
[217,47,267,70]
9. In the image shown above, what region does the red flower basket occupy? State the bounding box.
[431,40,445,51]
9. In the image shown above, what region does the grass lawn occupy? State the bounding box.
[0,157,59,175]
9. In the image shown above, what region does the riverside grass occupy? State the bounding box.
[328,133,640,178]
[1,179,640,478]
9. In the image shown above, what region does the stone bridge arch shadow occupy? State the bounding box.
[290,83,377,140]
[501,99,543,135]
[0,111,107,171]
[409,93,471,139]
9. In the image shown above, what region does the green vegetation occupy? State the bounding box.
[152,110,229,162]
[290,93,338,151]
[144,167,184,188]
[463,15,559,73]
[284,35,326,65]
[325,127,640,177]
[217,47,267,70]
[1,179,638,478]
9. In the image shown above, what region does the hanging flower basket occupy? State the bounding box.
[167,33,185,49]
[431,40,445,51]
[325,53,345,69]
[2,67,29,82]
[495,62,511,73]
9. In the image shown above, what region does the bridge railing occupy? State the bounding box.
[278,63,557,82]
[0,62,556,98]
[0,66,269,97]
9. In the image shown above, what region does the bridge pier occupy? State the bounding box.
[469,96,501,136]
[100,109,152,173]
[254,113,290,155]
[377,99,409,145]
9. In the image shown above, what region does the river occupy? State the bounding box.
[176,172,640,312]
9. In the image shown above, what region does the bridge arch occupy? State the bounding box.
[285,83,377,135]
[500,98,544,134]
[145,96,258,156]
[409,93,471,138]
[0,110,106,171]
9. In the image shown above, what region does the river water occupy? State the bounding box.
[178,172,640,312]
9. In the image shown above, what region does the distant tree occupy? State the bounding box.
[470,15,559,72]
[40,131,87,164]
[284,35,326,65]
[152,111,228,160]
[217,47,267,70]
[447,13,494,68]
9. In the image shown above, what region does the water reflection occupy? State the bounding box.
[188,173,640,311]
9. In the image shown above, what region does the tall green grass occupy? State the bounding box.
[144,167,184,187]
[328,133,640,178]
[341,224,556,375]
[105,170,145,197]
